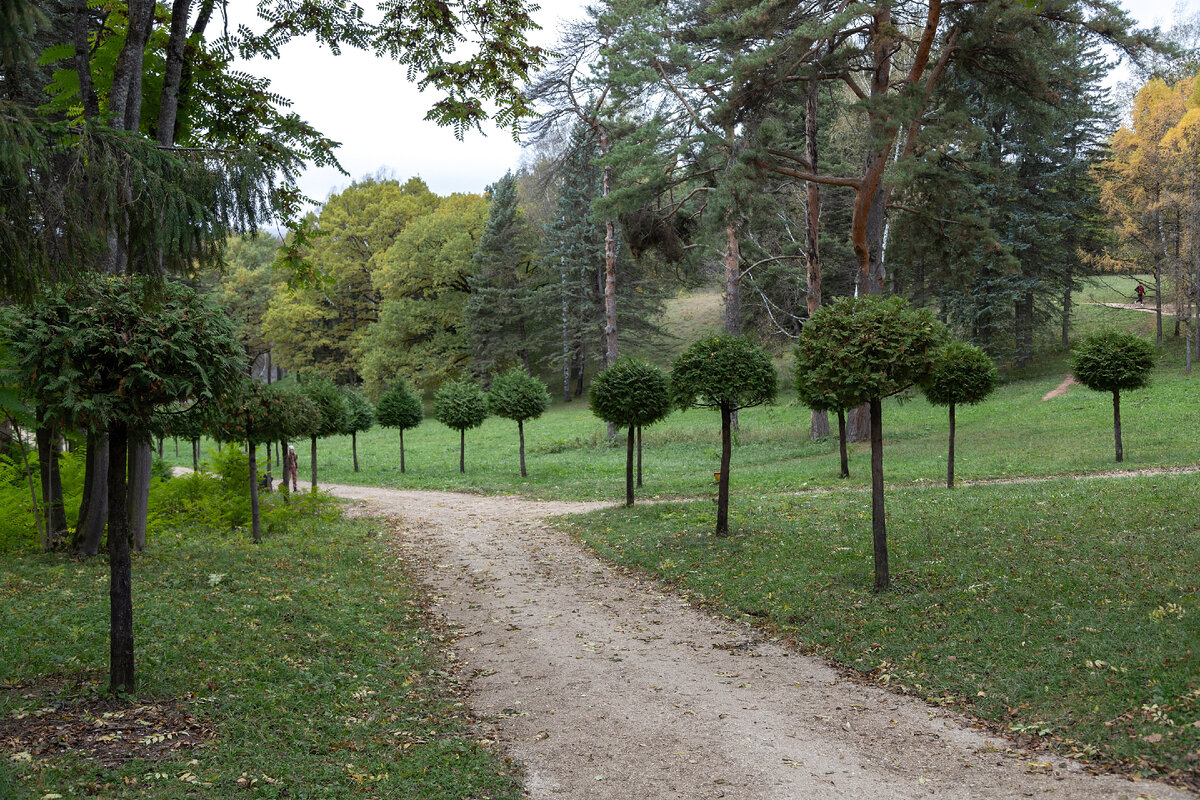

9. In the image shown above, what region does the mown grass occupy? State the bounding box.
[561,473,1200,781]
[0,509,520,800]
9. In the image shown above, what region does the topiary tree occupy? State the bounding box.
[486,368,550,477]
[298,375,349,490]
[918,342,997,488]
[794,353,857,480]
[589,358,672,506]
[434,379,488,473]
[376,379,424,473]
[341,388,375,473]
[5,275,244,693]
[1071,331,1155,463]
[671,336,777,535]
[210,379,315,541]
[795,296,948,591]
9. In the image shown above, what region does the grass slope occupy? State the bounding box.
[0,514,520,800]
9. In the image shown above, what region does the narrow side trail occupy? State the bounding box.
[326,484,1192,800]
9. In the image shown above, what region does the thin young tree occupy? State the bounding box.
[487,368,551,478]
[1072,331,1155,462]
[671,336,777,535]
[341,388,375,473]
[795,296,948,591]
[376,380,424,473]
[5,276,243,692]
[589,358,672,506]
[434,379,488,473]
[298,376,349,490]
[918,342,997,488]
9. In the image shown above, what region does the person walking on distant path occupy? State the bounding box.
[284,445,299,492]
[1136,282,1146,304]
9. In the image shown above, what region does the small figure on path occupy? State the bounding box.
[1136,282,1146,304]
[283,445,299,492]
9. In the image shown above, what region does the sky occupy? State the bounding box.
[234,0,1195,209]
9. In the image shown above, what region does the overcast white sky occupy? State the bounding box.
[234,0,1194,208]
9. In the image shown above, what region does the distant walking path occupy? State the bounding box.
[325,483,1195,800]
[1085,300,1176,315]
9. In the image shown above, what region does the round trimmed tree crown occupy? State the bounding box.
[589,357,672,428]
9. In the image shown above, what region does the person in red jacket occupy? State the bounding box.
[1136,282,1146,304]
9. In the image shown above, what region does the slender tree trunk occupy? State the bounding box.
[716,404,733,536]
[947,402,956,489]
[399,429,406,473]
[804,80,830,442]
[625,425,635,507]
[107,419,135,693]
[1061,264,1072,349]
[600,131,618,368]
[837,408,849,479]
[636,426,643,488]
[459,429,466,473]
[724,221,741,336]
[518,420,527,478]
[1112,390,1123,463]
[352,431,359,472]
[249,443,261,543]
[310,435,318,490]
[562,254,572,403]
[869,398,888,592]
[37,421,67,546]
[13,421,45,550]
[191,438,198,472]
[76,430,108,557]
[127,439,152,551]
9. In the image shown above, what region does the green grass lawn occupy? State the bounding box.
[0,512,520,800]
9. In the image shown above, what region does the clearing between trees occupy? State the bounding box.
[328,483,1195,800]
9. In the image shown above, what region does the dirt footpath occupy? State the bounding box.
[327,484,1193,800]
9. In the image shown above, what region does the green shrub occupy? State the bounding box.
[487,368,550,477]
[434,379,488,473]
[1072,330,1155,462]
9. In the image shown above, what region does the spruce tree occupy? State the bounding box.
[466,173,541,377]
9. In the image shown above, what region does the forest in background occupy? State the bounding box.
[211,1,1200,403]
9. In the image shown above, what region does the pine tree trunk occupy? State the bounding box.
[837,408,849,478]
[399,429,406,473]
[1112,390,1123,463]
[724,221,741,336]
[310,435,318,490]
[947,403,956,489]
[636,426,643,488]
[127,439,152,551]
[716,404,732,536]
[869,398,888,592]
[811,410,830,440]
[107,419,135,693]
[249,444,261,543]
[847,404,870,443]
[76,430,108,557]
[562,256,572,403]
[625,425,635,507]
[518,420,527,478]
[1061,263,1072,349]
[352,431,359,472]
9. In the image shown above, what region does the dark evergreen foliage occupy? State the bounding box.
[919,342,998,488]
[1072,331,1155,463]
[376,379,424,473]
[433,379,488,472]
[487,368,551,477]
[794,296,949,590]
[671,335,777,535]
[589,357,672,505]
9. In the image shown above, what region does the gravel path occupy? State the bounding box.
[326,483,1194,800]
